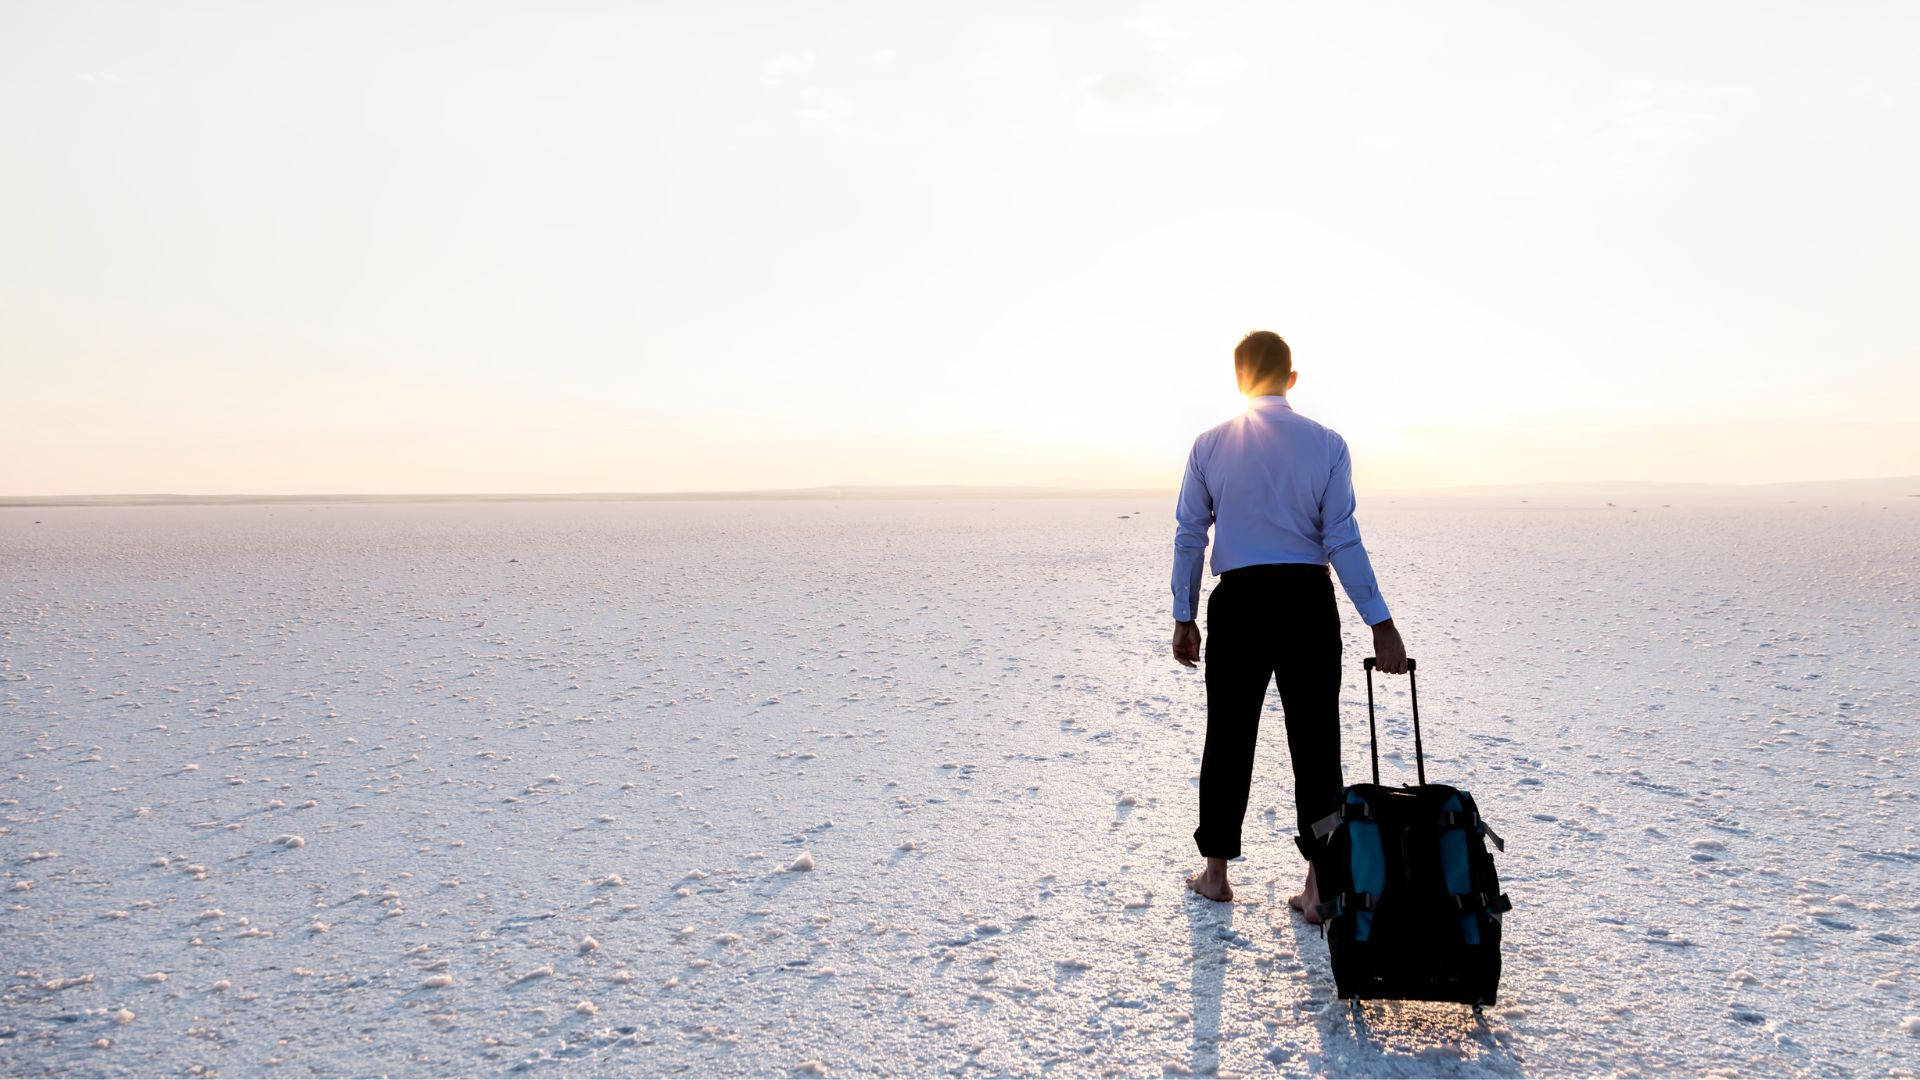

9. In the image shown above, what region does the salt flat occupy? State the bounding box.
[1,496,1915,1076]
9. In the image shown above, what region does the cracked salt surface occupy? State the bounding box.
[1,496,1916,1075]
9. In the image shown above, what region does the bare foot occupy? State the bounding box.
[1186,858,1232,902]
[1287,862,1323,924]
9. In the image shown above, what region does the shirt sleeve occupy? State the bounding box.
[1171,439,1212,622]
[1322,435,1392,626]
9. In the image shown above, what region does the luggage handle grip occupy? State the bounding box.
[1361,656,1423,787]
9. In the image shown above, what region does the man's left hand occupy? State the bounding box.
[1172,621,1202,668]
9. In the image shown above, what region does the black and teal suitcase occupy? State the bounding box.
[1304,658,1512,1008]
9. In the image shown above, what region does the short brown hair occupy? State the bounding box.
[1234,331,1291,385]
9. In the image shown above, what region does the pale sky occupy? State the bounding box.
[4,0,1917,495]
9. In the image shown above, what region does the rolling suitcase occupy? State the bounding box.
[1304,657,1512,1009]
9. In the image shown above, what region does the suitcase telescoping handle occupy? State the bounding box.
[1361,656,1422,787]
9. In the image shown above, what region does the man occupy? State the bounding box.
[1171,330,1408,917]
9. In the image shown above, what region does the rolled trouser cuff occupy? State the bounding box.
[1194,826,1240,861]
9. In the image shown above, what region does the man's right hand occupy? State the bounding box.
[1371,618,1408,674]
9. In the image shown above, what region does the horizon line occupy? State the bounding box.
[3,473,1918,509]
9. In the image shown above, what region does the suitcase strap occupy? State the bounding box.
[1438,809,1506,852]
[1452,891,1513,915]
[1314,891,1378,921]
[1308,801,1375,842]
[1318,891,1510,921]
[1311,803,1505,855]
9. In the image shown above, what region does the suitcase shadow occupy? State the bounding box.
[1183,887,1523,1076]
[1323,997,1525,1077]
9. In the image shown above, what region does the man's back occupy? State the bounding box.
[1190,399,1343,575]
[1173,395,1388,628]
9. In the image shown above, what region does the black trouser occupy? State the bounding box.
[1194,562,1344,861]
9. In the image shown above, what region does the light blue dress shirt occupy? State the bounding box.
[1172,395,1391,626]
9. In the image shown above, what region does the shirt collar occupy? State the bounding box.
[1249,395,1292,410]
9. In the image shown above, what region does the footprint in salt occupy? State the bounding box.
[1689,838,1727,863]
[1055,957,1093,979]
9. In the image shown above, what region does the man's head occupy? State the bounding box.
[1234,330,1296,396]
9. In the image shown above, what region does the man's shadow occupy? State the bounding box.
[1185,889,1235,1076]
